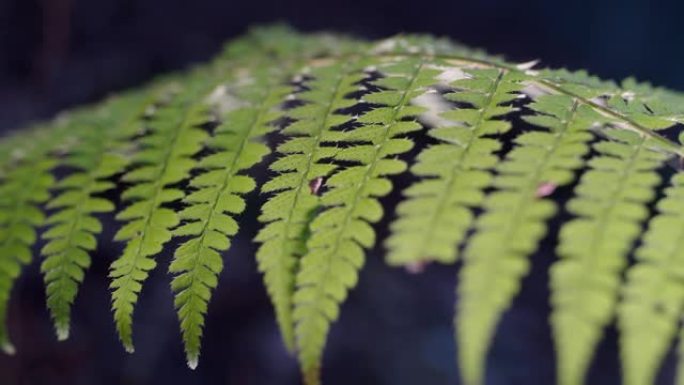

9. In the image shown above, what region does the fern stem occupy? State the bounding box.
[311,52,684,158]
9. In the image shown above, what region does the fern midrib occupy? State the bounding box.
[0,170,34,350]
[0,163,45,345]
[553,134,650,385]
[458,100,579,385]
[48,136,111,311]
[313,52,683,158]
[443,56,679,154]
[46,173,100,325]
[569,134,648,295]
[47,186,88,301]
[117,99,201,281]
[61,119,132,215]
[483,101,579,260]
[277,64,354,264]
[303,61,424,315]
[415,70,504,258]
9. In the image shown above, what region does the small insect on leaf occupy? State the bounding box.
[3,25,684,385]
[309,177,324,195]
[535,182,557,197]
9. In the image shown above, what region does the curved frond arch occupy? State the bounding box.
[1,26,684,385]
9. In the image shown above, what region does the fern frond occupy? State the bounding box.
[109,80,213,353]
[40,94,151,341]
[457,95,601,385]
[255,60,366,353]
[385,68,524,265]
[618,172,684,385]
[4,27,684,385]
[169,67,291,369]
[550,130,668,385]
[0,158,56,353]
[293,57,435,384]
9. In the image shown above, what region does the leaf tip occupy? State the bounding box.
[2,342,16,355]
[302,364,321,385]
[56,326,70,341]
[187,356,199,370]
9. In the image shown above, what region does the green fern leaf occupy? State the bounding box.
[618,172,684,385]
[255,60,366,353]
[109,80,213,353]
[170,67,292,369]
[40,94,151,341]
[293,57,436,384]
[0,158,56,353]
[3,27,684,385]
[550,129,668,385]
[386,67,524,265]
[457,95,601,385]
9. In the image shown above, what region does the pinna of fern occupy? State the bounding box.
[619,170,684,385]
[0,117,85,353]
[5,26,684,385]
[385,67,525,265]
[40,92,154,342]
[0,157,55,354]
[169,64,294,368]
[109,76,215,353]
[292,56,439,383]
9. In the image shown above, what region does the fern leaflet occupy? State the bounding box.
[293,57,434,384]
[618,172,684,385]
[0,158,56,353]
[170,67,291,368]
[551,129,668,385]
[457,95,600,385]
[386,68,523,265]
[255,60,366,353]
[40,94,151,340]
[3,26,684,385]
[109,80,212,352]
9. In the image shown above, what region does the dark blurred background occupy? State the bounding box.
[0,1,683,384]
